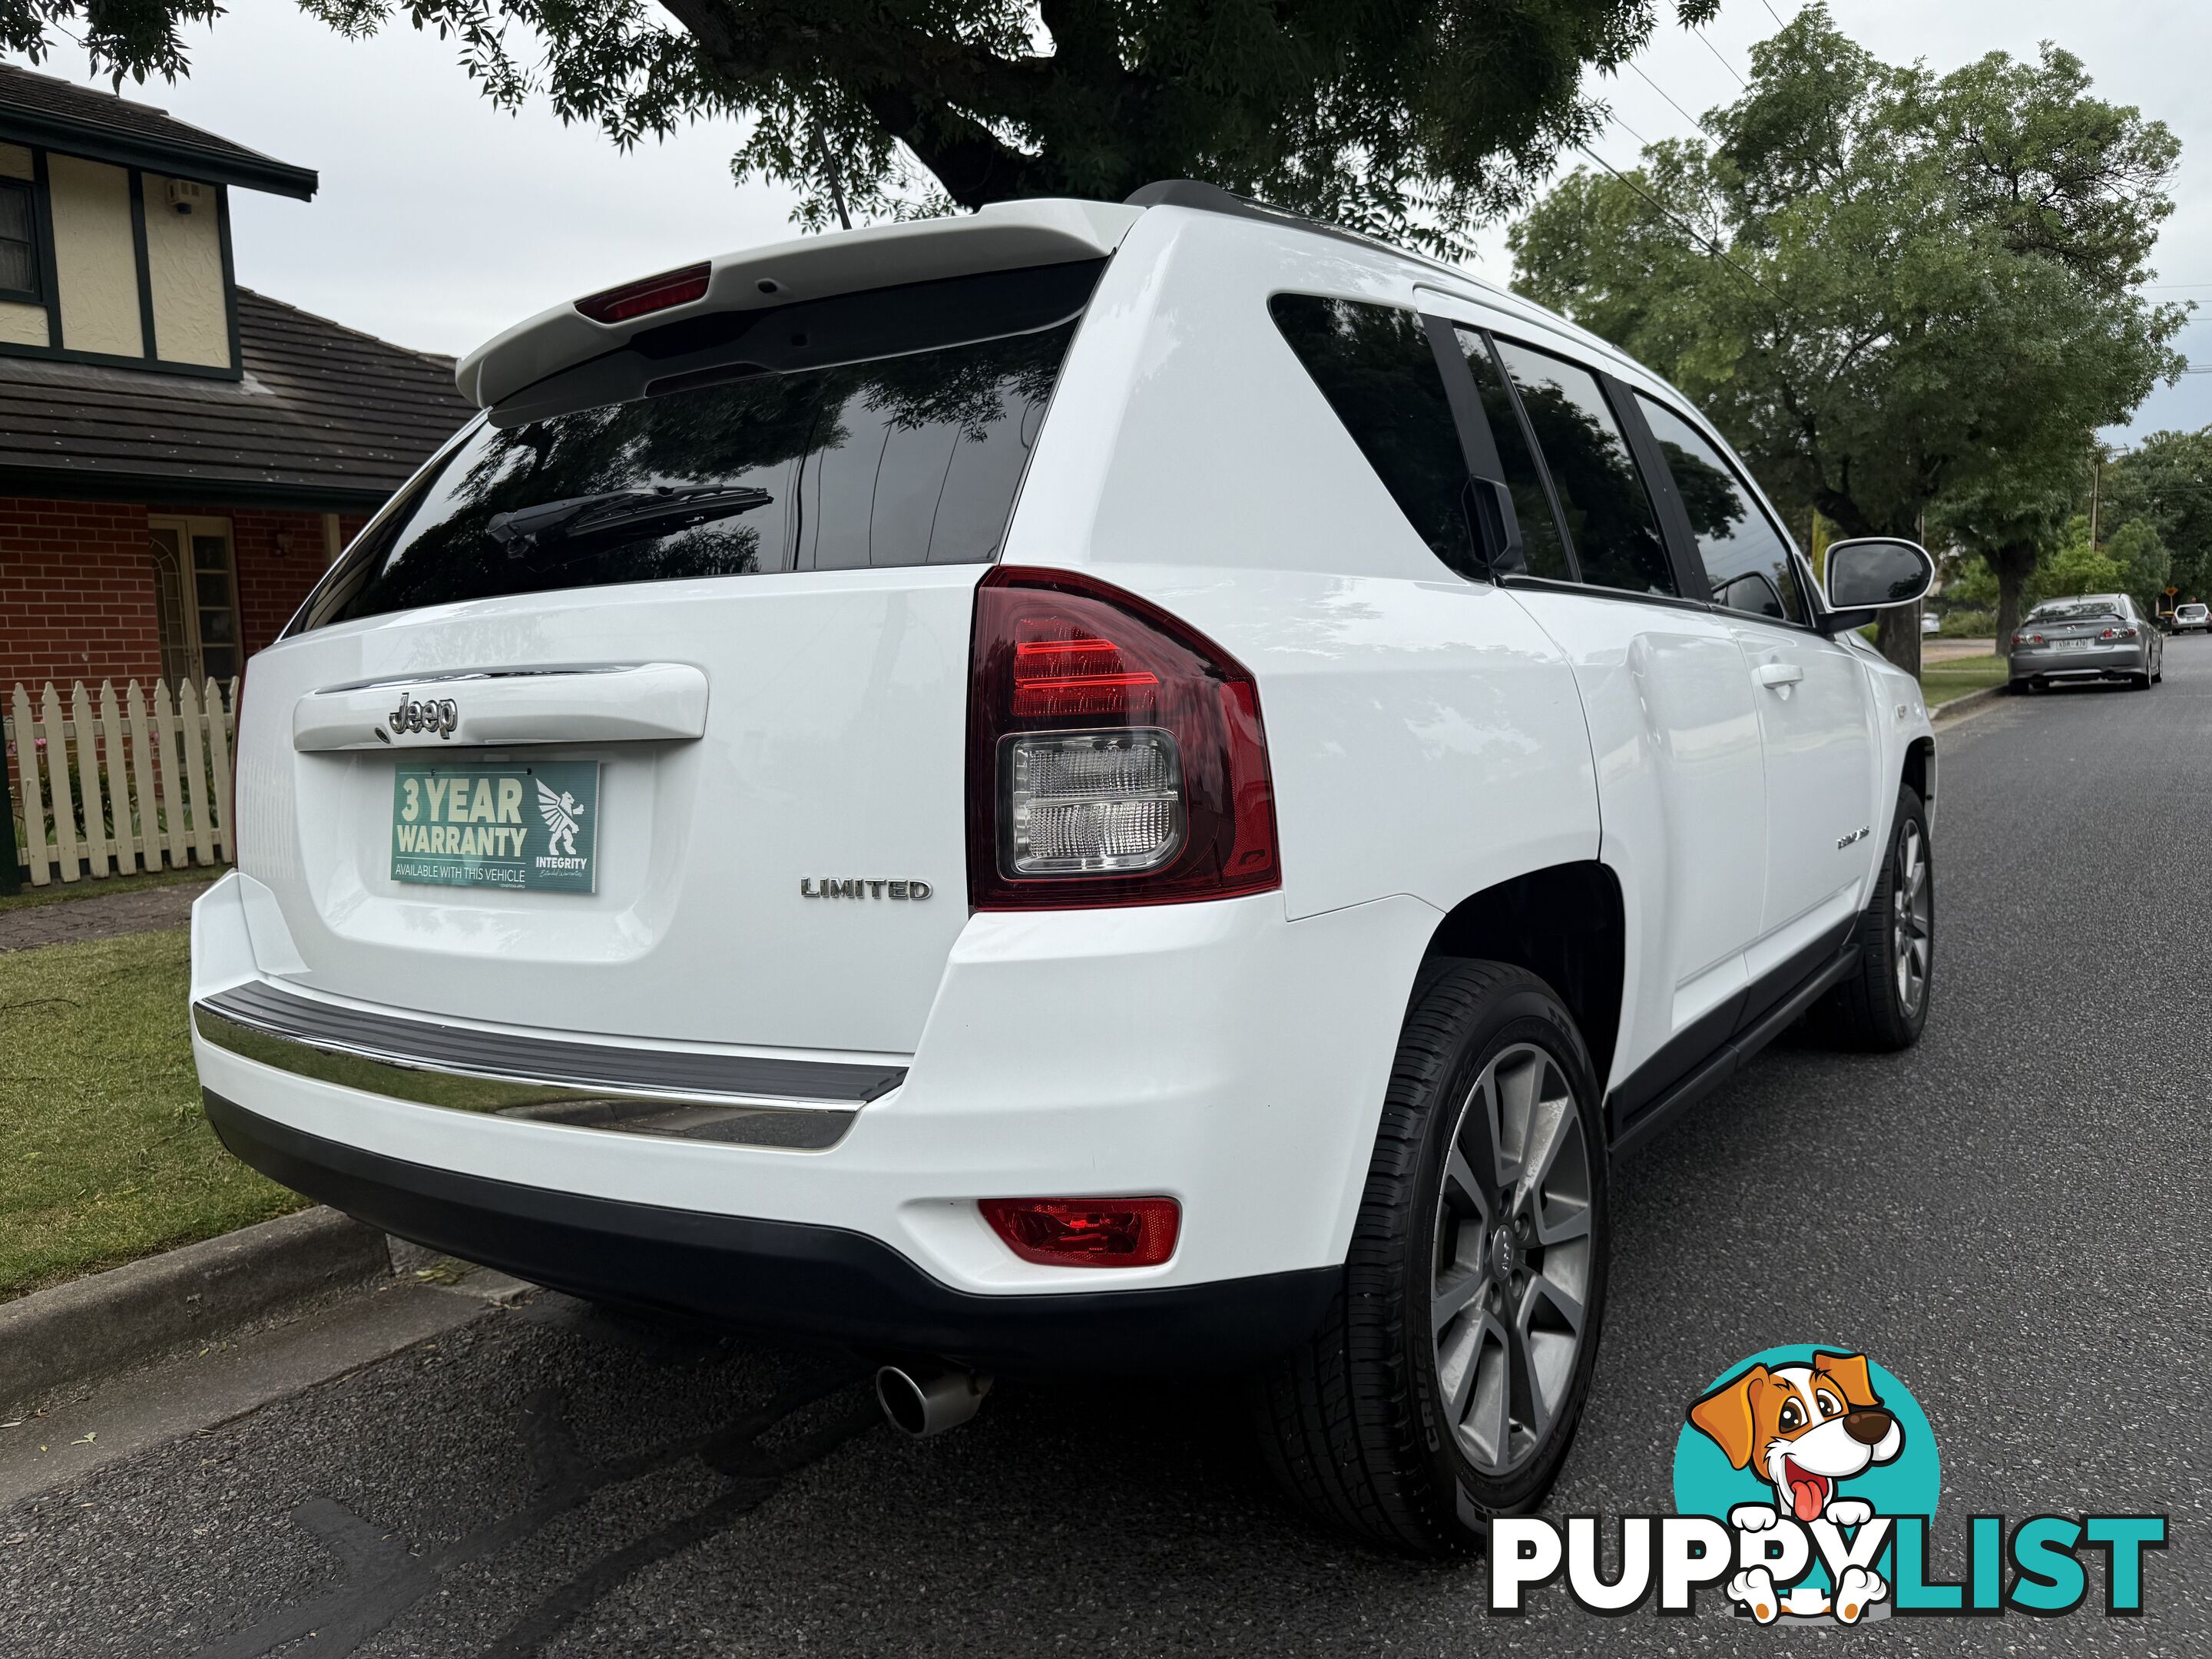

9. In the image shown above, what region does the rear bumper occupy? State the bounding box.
[204,1088,1335,1373]
[192,871,1440,1339]
[2008,644,2144,680]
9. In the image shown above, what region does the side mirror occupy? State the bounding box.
[1820,537,1935,635]
[1826,537,1935,608]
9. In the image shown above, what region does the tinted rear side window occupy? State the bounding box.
[293,265,1098,632]
[1637,396,1805,623]
[1450,329,1571,581]
[1270,294,1479,580]
[1492,339,1676,597]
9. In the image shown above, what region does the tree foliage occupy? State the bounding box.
[1507,5,2187,666]
[4,0,1717,254]
[2104,428,2212,608]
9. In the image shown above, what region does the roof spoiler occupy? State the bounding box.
[454,197,1143,409]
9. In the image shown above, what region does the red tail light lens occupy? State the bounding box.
[979,1197,1181,1267]
[2100,626,2138,641]
[967,566,1280,909]
[575,262,711,325]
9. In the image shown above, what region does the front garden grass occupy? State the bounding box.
[0,928,302,1300]
[0,863,214,916]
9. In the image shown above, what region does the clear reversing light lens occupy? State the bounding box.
[1005,729,1183,874]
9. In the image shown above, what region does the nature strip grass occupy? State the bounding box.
[1919,654,2012,706]
[0,928,303,1300]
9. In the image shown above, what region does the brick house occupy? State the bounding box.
[0,64,472,690]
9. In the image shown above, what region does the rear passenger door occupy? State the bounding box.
[1437,323,1770,1125]
[1634,396,1879,1002]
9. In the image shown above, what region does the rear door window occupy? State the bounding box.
[1636,396,1806,624]
[293,263,1100,632]
[1270,294,1480,581]
[1448,328,1572,581]
[1492,339,1677,597]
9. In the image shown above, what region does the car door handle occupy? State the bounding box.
[1753,662,1805,690]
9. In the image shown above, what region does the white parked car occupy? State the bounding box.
[2174,602,2208,634]
[189,182,1939,1554]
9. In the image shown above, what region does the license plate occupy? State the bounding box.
[2054,639,2087,651]
[390,760,600,893]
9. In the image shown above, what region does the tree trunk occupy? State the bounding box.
[1989,541,2039,663]
[1876,606,1922,675]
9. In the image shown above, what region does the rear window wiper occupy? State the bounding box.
[486,485,773,555]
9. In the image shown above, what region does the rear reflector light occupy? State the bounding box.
[574,262,711,324]
[979,1197,1181,1267]
[967,567,1280,909]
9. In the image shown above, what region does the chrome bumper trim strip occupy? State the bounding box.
[191,982,901,1151]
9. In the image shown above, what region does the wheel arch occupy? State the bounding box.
[1902,734,1935,828]
[1421,862,1625,1093]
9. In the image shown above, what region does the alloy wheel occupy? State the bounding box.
[1431,1044,1593,1477]
[1891,820,1932,1016]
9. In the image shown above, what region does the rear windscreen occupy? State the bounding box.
[292,261,1104,633]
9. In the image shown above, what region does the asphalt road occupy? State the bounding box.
[6,644,2210,1657]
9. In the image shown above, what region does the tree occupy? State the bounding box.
[1508,6,2186,674]
[2,0,1719,256]
[1928,444,2088,654]
[2103,429,2212,608]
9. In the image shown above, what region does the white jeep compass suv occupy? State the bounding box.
[190,180,1938,1554]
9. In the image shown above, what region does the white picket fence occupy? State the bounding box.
[4,677,239,887]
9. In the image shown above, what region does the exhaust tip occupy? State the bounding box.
[875,1364,992,1439]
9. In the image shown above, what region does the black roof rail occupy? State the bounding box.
[1122,178,1470,285]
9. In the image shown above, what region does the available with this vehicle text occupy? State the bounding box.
[192,182,1940,1551]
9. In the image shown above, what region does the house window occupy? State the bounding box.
[0,178,38,300]
[148,516,242,685]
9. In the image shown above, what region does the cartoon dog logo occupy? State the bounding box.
[1687,1350,1904,1624]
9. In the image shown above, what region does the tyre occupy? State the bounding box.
[1251,960,1608,1555]
[2130,670,2152,690]
[1807,783,1932,1051]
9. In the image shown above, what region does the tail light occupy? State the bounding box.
[980,1197,1181,1267]
[966,566,1279,909]
[2014,633,2042,646]
[2100,626,2138,641]
[574,262,710,324]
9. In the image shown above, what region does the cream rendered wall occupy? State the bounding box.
[142,174,229,366]
[46,153,143,358]
[0,142,44,347]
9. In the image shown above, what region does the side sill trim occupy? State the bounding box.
[194,979,902,1151]
[1606,939,1862,1164]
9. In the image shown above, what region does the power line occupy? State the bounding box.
[1759,0,1790,25]
[1629,61,1707,134]
[1575,138,1786,306]
[1694,28,1750,89]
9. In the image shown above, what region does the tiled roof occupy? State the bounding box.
[0,289,474,508]
[0,62,316,198]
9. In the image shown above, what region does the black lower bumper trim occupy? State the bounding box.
[204,1091,1336,1375]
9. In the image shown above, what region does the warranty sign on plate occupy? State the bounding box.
[390,761,600,893]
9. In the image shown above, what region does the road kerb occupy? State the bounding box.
[1932,683,2007,723]
[0,1207,392,1412]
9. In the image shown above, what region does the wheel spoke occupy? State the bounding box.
[1432,1267,1487,1336]
[1465,1315,1512,1461]
[1505,1307,1550,1446]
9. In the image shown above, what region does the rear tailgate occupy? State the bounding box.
[233,248,1120,1057]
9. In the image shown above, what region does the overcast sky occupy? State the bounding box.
[19,0,2210,440]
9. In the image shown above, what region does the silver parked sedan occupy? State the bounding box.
[2009,593,2164,692]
